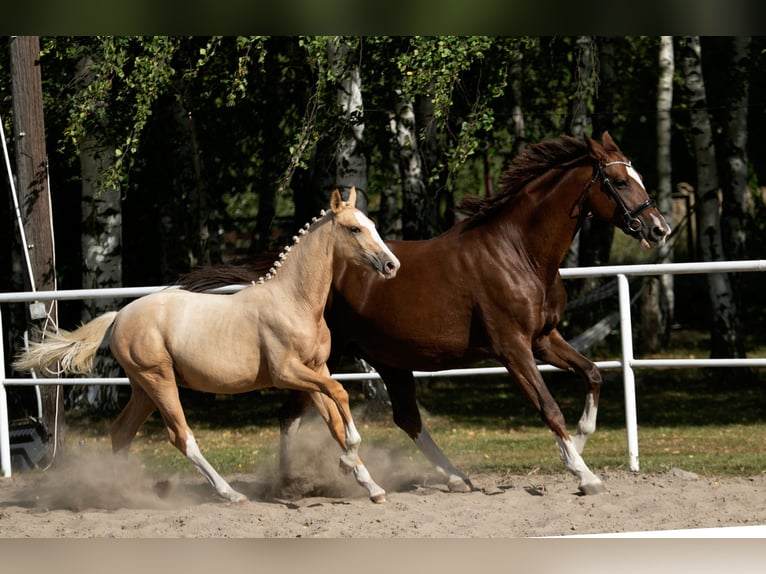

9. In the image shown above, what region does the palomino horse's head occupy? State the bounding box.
[584,132,671,249]
[330,187,400,279]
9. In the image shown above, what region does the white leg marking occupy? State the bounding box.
[555,435,605,495]
[352,462,387,502]
[574,393,598,454]
[185,432,247,502]
[340,418,362,470]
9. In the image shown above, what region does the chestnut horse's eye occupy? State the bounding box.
[614,178,629,189]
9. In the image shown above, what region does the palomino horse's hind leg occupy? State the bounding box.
[127,372,247,503]
[110,381,157,453]
[309,391,386,503]
[533,328,602,454]
[501,342,605,495]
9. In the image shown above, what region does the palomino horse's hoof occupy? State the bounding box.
[578,481,606,495]
[447,475,473,493]
[370,493,387,504]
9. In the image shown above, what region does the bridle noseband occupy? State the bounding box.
[585,160,655,235]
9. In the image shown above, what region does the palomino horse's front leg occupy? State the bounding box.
[533,328,602,454]
[502,343,605,495]
[308,392,386,503]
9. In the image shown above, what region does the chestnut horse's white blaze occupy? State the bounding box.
[13,187,399,504]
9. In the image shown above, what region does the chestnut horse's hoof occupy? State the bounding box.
[370,493,387,504]
[578,481,606,495]
[447,475,473,493]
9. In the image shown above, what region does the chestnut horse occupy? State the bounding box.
[13,188,400,503]
[181,132,671,495]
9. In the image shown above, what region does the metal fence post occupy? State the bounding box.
[617,273,640,471]
[0,310,11,477]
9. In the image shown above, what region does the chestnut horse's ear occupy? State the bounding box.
[600,130,618,151]
[330,188,343,213]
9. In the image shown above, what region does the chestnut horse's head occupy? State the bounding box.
[584,132,671,249]
[330,186,400,279]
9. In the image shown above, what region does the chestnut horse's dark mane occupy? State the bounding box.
[178,258,277,291]
[457,135,589,227]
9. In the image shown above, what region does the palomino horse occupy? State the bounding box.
[13,188,400,503]
[181,132,671,496]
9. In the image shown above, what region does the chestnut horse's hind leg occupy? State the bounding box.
[533,328,602,454]
[377,365,473,493]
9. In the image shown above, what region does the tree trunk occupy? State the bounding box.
[395,101,431,240]
[66,55,123,412]
[563,36,595,270]
[640,35,676,353]
[408,90,442,239]
[508,49,527,156]
[720,36,752,262]
[9,35,66,465]
[327,39,368,212]
[680,36,745,359]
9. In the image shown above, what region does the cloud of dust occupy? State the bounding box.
[15,453,205,511]
[276,406,437,501]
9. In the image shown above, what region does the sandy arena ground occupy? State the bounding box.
[1,443,765,538]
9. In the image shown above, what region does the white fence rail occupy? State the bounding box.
[2,260,766,478]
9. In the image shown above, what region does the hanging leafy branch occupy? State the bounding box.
[393,36,525,190]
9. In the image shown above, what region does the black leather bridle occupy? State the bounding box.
[585,160,655,235]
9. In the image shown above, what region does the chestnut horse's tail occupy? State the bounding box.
[12,311,119,376]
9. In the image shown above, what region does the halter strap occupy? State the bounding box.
[586,161,654,235]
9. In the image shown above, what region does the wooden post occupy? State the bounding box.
[9,35,66,466]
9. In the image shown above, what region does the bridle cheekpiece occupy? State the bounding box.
[585,160,655,236]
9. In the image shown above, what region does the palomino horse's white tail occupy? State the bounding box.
[13,311,118,375]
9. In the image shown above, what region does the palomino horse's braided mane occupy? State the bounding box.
[254,209,328,284]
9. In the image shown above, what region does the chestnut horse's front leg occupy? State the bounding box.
[533,327,602,454]
[500,337,605,495]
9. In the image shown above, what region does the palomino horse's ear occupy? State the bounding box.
[330,188,343,213]
[347,186,357,207]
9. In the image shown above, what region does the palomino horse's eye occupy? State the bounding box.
[349,226,362,234]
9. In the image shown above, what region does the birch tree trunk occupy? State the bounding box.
[68,55,123,411]
[79,139,122,409]
[640,35,676,352]
[395,101,430,240]
[327,39,368,212]
[680,36,745,359]
[409,90,442,239]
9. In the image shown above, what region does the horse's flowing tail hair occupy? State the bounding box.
[12,311,119,376]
